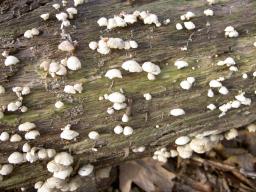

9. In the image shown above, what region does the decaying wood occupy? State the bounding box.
[0,0,256,190]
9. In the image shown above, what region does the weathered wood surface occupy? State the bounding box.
[0,0,256,190]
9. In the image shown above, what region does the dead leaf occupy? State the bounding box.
[119,157,175,192]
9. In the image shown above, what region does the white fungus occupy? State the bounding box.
[108,92,126,103]
[170,108,185,116]
[224,129,238,140]
[10,134,22,142]
[40,13,50,21]
[4,55,20,66]
[224,26,239,38]
[174,60,188,69]
[60,124,79,140]
[0,164,13,176]
[177,145,193,159]
[52,3,60,9]
[105,69,122,79]
[175,136,190,145]
[25,130,40,140]
[204,9,214,16]
[58,41,75,52]
[18,122,36,132]
[207,89,214,97]
[55,101,64,109]
[184,21,195,30]
[67,56,81,71]
[176,23,183,30]
[121,114,129,123]
[97,17,108,26]
[74,0,84,6]
[8,152,24,164]
[121,60,142,73]
[247,124,256,132]
[89,41,98,50]
[64,85,76,94]
[114,125,123,135]
[0,132,10,142]
[54,152,74,166]
[209,80,222,88]
[142,62,161,78]
[207,103,216,111]
[123,126,133,136]
[78,164,94,176]
[143,93,152,100]
[88,131,99,140]
[22,143,31,153]
[219,86,229,95]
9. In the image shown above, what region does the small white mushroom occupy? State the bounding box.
[207,89,214,97]
[60,125,79,140]
[143,93,152,100]
[8,152,25,164]
[105,69,122,79]
[78,164,94,176]
[170,108,185,116]
[53,166,73,180]
[31,28,40,36]
[175,136,190,145]
[21,86,30,95]
[88,131,99,140]
[25,130,40,140]
[10,134,22,142]
[55,101,64,109]
[209,80,222,88]
[34,181,44,189]
[224,129,238,140]
[66,7,78,19]
[56,12,68,21]
[7,102,19,111]
[0,164,13,176]
[58,40,75,52]
[22,143,31,153]
[121,114,129,123]
[174,60,188,69]
[177,145,193,159]
[204,9,214,16]
[46,149,56,159]
[24,30,33,39]
[107,107,114,114]
[219,86,229,95]
[184,21,195,30]
[180,80,192,90]
[64,85,76,94]
[54,152,74,166]
[97,17,108,26]
[176,23,183,30]
[129,40,138,48]
[74,83,83,93]
[122,60,142,73]
[108,92,126,103]
[247,124,256,132]
[142,62,161,76]
[67,56,81,71]
[18,122,36,132]
[74,0,85,6]
[0,132,10,142]
[123,126,133,136]
[114,125,123,135]
[40,13,50,21]
[89,41,98,50]
[207,103,216,111]
[4,55,20,66]
[52,3,60,10]
[189,137,212,154]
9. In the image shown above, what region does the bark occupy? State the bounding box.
[0,0,256,190]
